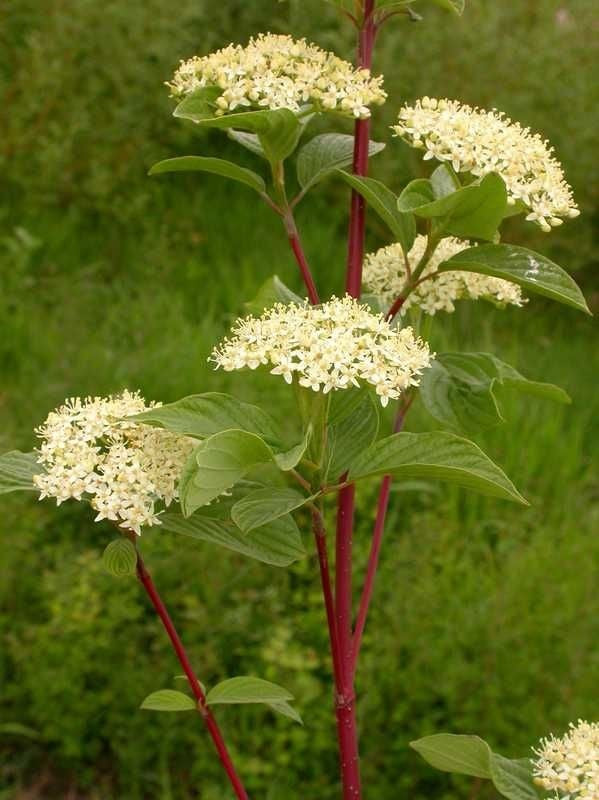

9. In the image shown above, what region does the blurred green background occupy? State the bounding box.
[1,1,597,798]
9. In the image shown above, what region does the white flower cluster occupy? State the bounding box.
[393,97,579,231]
[33,391,194,535]
[532,720,598,799]
[363,235,526,315]
[168,33,386,119]
[211,295,432,407]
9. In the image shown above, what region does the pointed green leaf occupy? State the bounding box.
[149,156,266,193]
[231,488,310,534]
[228,129,267,159]
[180,430,274,514]
[246,275,303,314]
[297,134,385,192]
[268,701,303,725]
[430,163,461,198]
[411,734,539,800]
[349,431,527,504]
[419,352,569,434]
[336,171,416,255]
[0,451,41,494]
[411,734,492,778]
[441,244,590,313]
[160,509,305,567]
[490,754,539,800]
[141,689,195,712]
[206,677,294,706]
[102,538,137,577]
[326,389,379,478]
[274,426,312,471]
[129,393,281,445]
[488,355,571,404]
[174,97,303,163]
[419,354,504,433]
[398,173,507,241]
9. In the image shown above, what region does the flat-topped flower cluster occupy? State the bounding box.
[532,719,598,799]
[393,97,579,232]
[211,295,432,407]
[168,33,386,119]
[34,391,194,534]
[363,235,526,315]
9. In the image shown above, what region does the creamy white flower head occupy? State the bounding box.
[168,33,386,119]
[532,720,599,799]
[210,295,432,407]
[363,235,526,315]
[393,97,579,231]
[33,391,194,535]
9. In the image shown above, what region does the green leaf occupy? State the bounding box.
[398,173,508,241]
[410,734,492,779]
[349,431,527,504]
[246,275,303,314]
[161,509,305,567]
[129,393,281,446]
[267,701,303,725]
[174,94,303,163]
[297,134,385,193]
[102,538,137,577]
[419,352,569,434]
[490,754,539,800]
[410,734,539,800]
[231,488,310,534]
[206,677,294,706]
[0,451,41,494]
[148,156,266,193]
[170,85,222,119]
[180,429,274,514]
[489,355,571,404]
[273,426,312,471]
[420,355,503,433]
[141,689,195,712]
[430,163,461,198]
[336,171,416,255]
[440,244,590,313]
[228,129,266,159]
[326,389,380,478]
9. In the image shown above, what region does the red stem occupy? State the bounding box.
[350,395,413,677]
[312,509,343,684]
[286,214,321,305]
[136,554,249,800]
[345,1,377,297]
[385,294,406,321]
[332,4,377,798]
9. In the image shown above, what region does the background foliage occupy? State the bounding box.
[1,1,597,798]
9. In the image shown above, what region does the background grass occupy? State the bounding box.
[1,1,597,798]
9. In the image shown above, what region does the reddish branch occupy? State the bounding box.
[351,394,414,676]
[284,211,321,305]
[332,3,377,798]
[136,554,249,800]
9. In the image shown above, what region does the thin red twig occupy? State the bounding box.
[350,394,414,677]
[286,216,321,305]
[136,554,249,800]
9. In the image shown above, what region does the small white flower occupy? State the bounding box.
[363,235,526,315]
[33,391,194,535]
[210,295,433,406]
[532,720,599,799]
[168,33,386,120]
[393,97,579,230]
